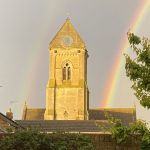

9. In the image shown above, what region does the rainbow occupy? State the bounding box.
[20,2,63,106]
[101,0,150,107]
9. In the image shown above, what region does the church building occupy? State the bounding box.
[19,19,136,132]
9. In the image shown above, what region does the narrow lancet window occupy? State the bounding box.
[62,63,71,81]
[68,67,71,80]
[63,67,66,80]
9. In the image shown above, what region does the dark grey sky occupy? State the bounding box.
[0,0,150,124]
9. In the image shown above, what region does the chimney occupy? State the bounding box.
[6,108,13,120]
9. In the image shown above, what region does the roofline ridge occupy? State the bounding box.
[0,112,22,128]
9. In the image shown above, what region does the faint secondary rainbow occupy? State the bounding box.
[19,2,63,108]
[101,0,150,107]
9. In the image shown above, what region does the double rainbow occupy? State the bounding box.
[101,0,150,107]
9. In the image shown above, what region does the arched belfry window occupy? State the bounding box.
[68,67,71,80]
[63,67,66,80]
[62,63,71,80]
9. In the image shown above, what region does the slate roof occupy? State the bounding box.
[19,107,136,132]
[0,112,22,129]
[16,120,111,133]
[22,108,45,120]
[89,108,136,125]
[22,107,136,125]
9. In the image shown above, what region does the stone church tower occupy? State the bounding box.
[44,19,89,120]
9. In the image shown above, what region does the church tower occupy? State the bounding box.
[44,19,89,120]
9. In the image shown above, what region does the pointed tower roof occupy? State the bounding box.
[49,18,85,49]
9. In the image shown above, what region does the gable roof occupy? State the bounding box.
[22,107,136,126]
[16,120,111,133]
[17,107,137,133]
[89,108,136,125]
[49,18,85,49]
[22,108,45,120]
[0,112,22,129]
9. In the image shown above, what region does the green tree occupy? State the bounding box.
[125,33,150,109]
[104,112,150,149]
[101,33,150,150]
[0,129,95,150]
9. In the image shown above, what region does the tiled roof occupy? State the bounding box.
[16,120,111,133]
[89,108,136,125]
[22,108,45,120]
[22,108,136,125]
[0,112,22,128]
[19,108,136,132]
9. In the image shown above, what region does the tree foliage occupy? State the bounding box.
[0,129,95,150]
[104,113,150,150]
[105,33,150,149]
[104,112,131,144]
[125,33,150,109]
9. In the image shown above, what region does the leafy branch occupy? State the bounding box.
[125,33,150,109]
[99,112,150,149]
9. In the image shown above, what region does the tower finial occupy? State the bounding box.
[66,12,70,20]
[24,101,27,108]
